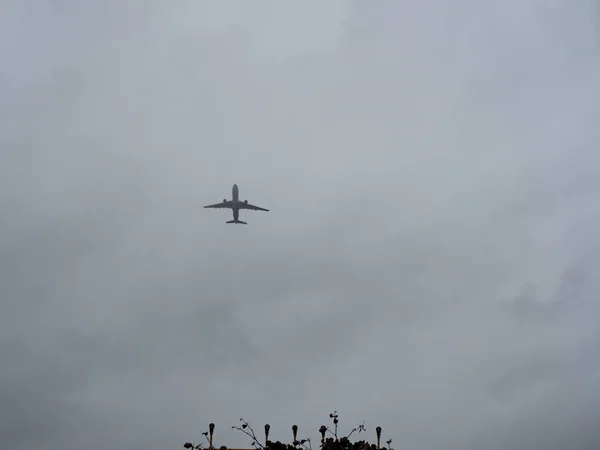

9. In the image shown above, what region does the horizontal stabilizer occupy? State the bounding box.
[226,220,247,225]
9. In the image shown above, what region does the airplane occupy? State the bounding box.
[204,184,269,224]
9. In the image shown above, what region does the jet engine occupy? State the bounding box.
[223,199,227,202]
[244,200,248,203]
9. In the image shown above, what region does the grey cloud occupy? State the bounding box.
[2,1,600,449]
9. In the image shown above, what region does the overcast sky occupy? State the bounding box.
[2,1,600,449]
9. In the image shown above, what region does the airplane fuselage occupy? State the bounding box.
[232,184,239,204]
[231,184,240,221]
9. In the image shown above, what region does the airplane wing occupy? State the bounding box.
[238,202,269,212]
[204,201,233,209]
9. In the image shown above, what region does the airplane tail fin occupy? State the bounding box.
[226,220,247,225]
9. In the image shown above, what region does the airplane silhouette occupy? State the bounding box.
[204,184,269,224]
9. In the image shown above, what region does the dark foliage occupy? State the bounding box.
[184,412,393,450]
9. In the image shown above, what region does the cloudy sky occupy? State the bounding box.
[2,1,600,449]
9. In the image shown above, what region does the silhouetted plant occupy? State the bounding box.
[184,412,392,450]
[291,423,313,450]
[183,427,212,450]
[232,418,266,449]
[316,411,372,450]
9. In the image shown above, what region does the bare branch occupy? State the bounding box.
[232,418,265,449]
[346,422,366,440]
